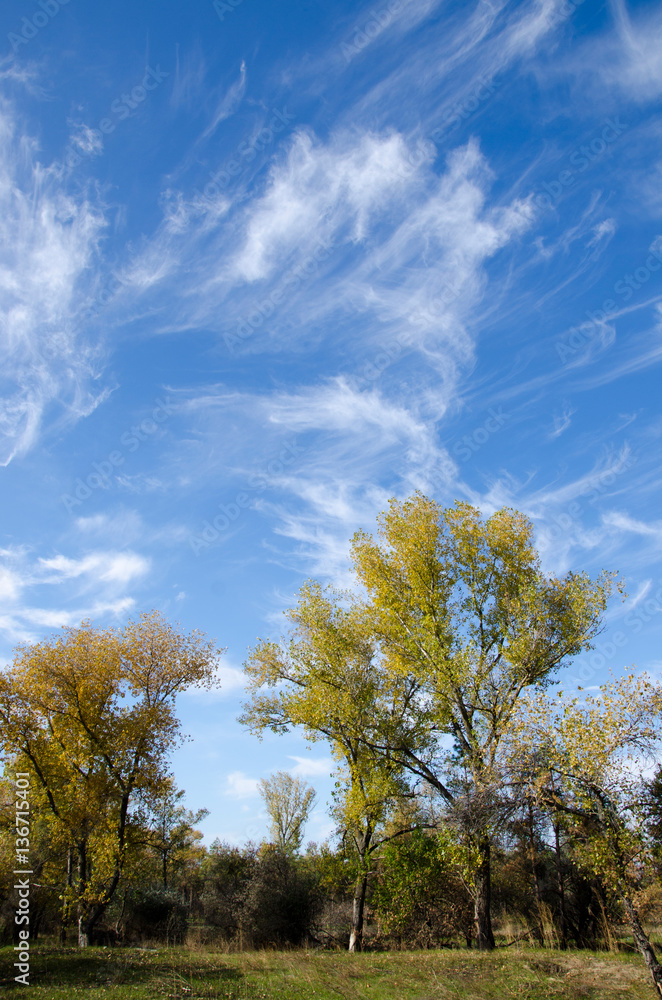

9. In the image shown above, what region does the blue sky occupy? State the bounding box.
[1,0,662,847]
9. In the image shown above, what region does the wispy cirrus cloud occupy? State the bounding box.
[201,59,247,140]
[601,0,662,103]
[0,545,149,645]
[602,510,662,543]
[0,96,109,466]
[556,0,662,108]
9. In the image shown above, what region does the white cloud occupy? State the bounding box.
[566,0,662,105]
[267,378,453,469]
[602,511,662,544]
[74,510,145,545]
[0,565,21,603]
[38,551,150,585]
[70,123,104,156]
[182,661,247,699]
[288,755,334,778]
[225,771,260,799]
[549,404,575,439]
[473,446,641,575]
[232,129,422,282]
[604,0,662,102]
[117,123,532,381]
[217,664,247,692]
[0,546,150,647]
[0,96,109,464]
[201,60,247,140]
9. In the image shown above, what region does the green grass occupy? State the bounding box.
[0,942,657,998]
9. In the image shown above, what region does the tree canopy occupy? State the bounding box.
[243,494,618,950]
[349,494,618,948]
[241,580,417,950]
[0,610,221,946]
[258,771,316,854]
[509,674,662,995]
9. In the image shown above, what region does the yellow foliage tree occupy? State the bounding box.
[510,675,662,996]
[241,581,421,951]
[258,771,316,855]
[348,494,617,949]
[0,611,220,946]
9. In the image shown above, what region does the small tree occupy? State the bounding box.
[510,675,662,995]
[258,771,316,854]
[200,841,257,941]
[144,780,208,890]
[241,844,321,946]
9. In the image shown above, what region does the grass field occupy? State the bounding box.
[0,942,658,999]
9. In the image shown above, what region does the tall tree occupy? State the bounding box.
[241,581,420,951]
[349,494,616,948]
[258,771,316,854]
[0,611,220,946]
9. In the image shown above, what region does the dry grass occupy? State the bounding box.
[0,941,658,998]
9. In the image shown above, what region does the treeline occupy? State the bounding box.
[3,792,662,952]
[2,496,662,992]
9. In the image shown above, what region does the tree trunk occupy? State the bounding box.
[60,845,74,945]
[527,800,544,945]
[78,897,112,948]
[78,915,92,948]
[76,840,91,946]
[474,836,495,951]
[349,873,368,952]
[115,889,128,942]
[594,783,662,993]
[553,816,568,950]
[621,892,662,997]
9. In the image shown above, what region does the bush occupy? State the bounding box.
[241,845,322,947]
[372,830,473,947]
[124,887,188,944]
[201,841,257,940]
[200,841,321,947]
